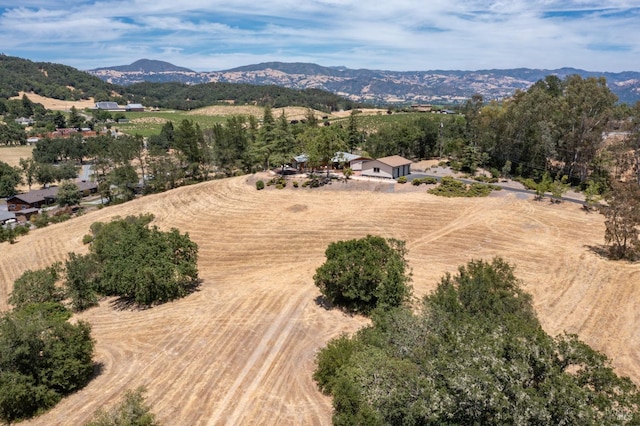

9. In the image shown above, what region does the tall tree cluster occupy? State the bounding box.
[468,75,618,184]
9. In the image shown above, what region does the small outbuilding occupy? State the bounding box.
[126,103,145,112]
[361,155,412,179]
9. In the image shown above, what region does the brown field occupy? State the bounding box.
[1,173,639,425]
[10,92,96,111]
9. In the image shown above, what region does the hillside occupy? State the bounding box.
[0,54,120,101]
[0,56,359,112]
[88,60,640,104]
[1,174,638,425]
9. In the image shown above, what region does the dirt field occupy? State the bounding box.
[1,173,638,425]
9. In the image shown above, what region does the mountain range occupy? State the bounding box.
[87,59,640,105]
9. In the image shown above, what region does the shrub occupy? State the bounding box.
[256,180,265,190]
[87,387,157,426]
[428,176,498,198]
[275,183,284,189]
[397,176,407,184]
[293,181,299,188]
[82,234,94,244]
[412,177,437,186]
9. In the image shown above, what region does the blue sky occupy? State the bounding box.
[0,1,638,72]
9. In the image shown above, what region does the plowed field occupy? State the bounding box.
[1,173,638,425]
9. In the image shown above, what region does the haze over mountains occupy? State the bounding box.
[88,59,640,105]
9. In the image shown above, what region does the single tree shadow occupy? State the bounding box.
[314,295,334,311]
[109,279,203,311]
[584,244,610,258]
[91,362,105,381]
[314,295,359,317]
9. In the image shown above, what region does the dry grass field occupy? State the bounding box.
[0,145,34,168]
[11,92,96,111]
[1,173,639,425]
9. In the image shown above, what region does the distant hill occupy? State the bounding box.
[91,59,194,73]
[0,54,121,101]
[0,56,356,112]
[88,60,640,105]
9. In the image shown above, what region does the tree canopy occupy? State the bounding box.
[315,258,640,425]
[313,235,412,315]
[87,214,199,305]
[0,302,94,424]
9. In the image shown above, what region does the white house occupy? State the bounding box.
[361,155,412,179]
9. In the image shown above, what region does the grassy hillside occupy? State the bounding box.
[2,174,638,425]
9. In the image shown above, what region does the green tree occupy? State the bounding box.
[557,75,618,183]
[600,180,640,260]
[254,106,277,170]
[57,180,81,207]
[0,121,27,146]
[0,160,23,197]
[8,264,63,309]
[67,106,85,129]
[53,111,66,129]
[64,252,99,312]
[314,235,412,315]
[87,387,158,426]
[88,215,199,305]
[345,109,361,152]
[19,157,37,190]
[35,162,57,187]
[0,302,94,424]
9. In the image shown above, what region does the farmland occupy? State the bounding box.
[1,172,638,425]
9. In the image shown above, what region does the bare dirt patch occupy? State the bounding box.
[0,173,636,425]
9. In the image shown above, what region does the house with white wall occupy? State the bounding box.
[361,155,412,179]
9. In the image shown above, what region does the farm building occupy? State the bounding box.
[361,155,412,179]
[126,103,145,112]
[94,102,123,111]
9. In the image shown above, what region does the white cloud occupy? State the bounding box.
[0,1,638,72]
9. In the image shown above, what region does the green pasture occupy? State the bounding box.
[114,111,228,137]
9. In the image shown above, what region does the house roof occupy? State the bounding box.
[14,208,39,216]
[0,211,16,223]
[294,154,309,163]
[376,155,412,167]
[331,152,368,163]
[126,103,144,109]
[95,101,122,110]
[7,181,97,205]
[8,188,57,204]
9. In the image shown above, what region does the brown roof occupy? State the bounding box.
[7,182,97,205]
[376,155,412,167]
[8,188,57,204]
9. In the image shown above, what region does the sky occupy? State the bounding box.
[0,1,638,73]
